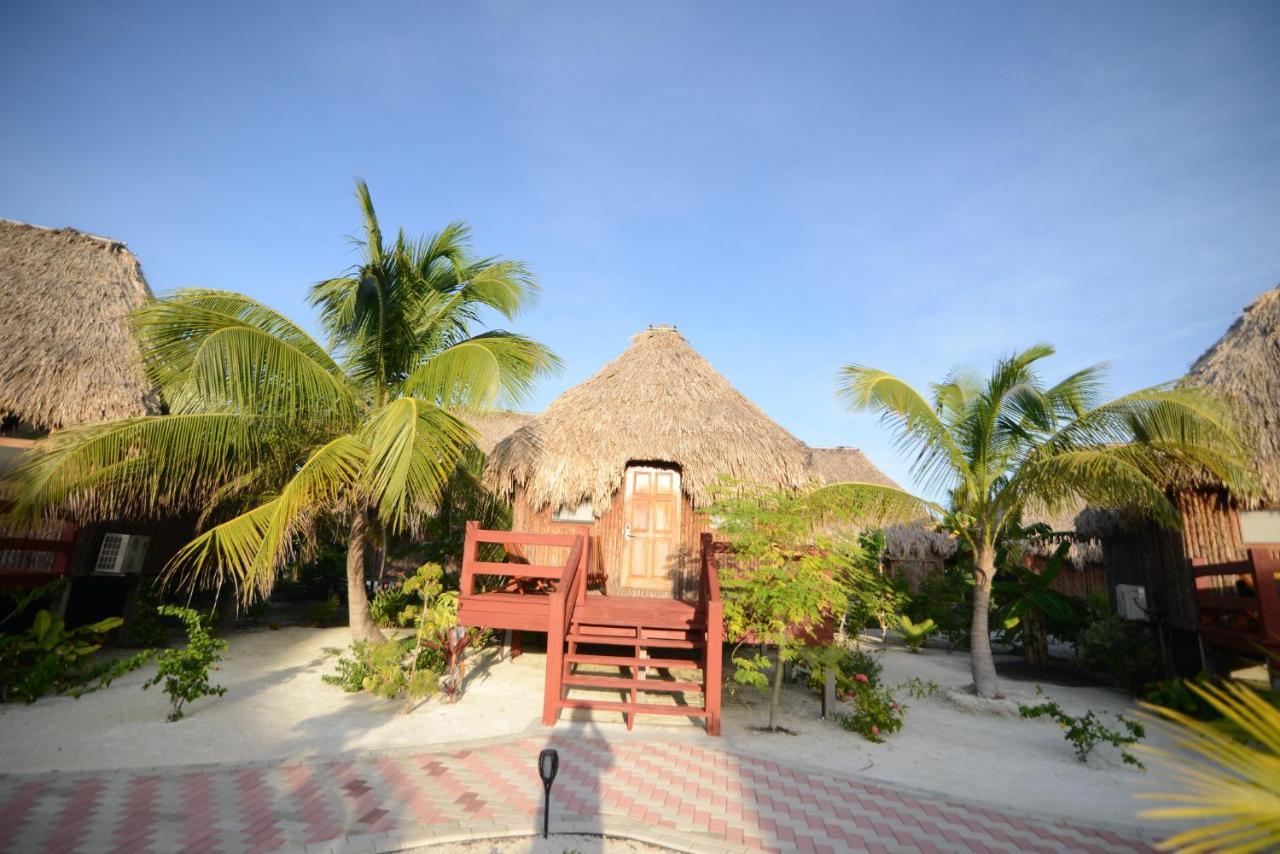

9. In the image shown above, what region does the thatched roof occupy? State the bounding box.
[1182,286,1280,502]
[0,220,159,428]
[806,446,900,489]
[1020,499,1104,568]
[487,326,892,509]
[883,521,958,561]
[460,410,535,455]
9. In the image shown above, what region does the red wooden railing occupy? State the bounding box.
[542,533,586,725]
[1192,545,1280,672]
[699,532,725,736]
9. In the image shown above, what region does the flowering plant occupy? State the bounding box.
[838,677,905,742]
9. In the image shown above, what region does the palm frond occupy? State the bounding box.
[133,293,356,421]
[4,414,276,521]
[1004,447,1180,527]
[163,500,279,602]
[360,398,474,532]
[837,365,975,499]
[1137,681,1280,853]
[400,331,562,409]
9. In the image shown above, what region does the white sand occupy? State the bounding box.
[0,627,1175,835]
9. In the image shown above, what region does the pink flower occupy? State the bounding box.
[854,673,869,684]
[891,703,901,712]
[871,725,880,735]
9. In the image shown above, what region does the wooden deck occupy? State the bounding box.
[454,523,723,734]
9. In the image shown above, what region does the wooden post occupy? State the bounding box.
[543,593,564,726]
[461,520,478,598]
[822,669,837,720]
[705,599,723,736]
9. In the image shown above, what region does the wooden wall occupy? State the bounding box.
[1096,488,1245,632]
[510,484,714,600]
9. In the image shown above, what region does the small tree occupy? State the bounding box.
[143,606,227,721]
[708,482,848,732]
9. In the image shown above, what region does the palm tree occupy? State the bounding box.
[830,345,1254,698]
[6,181,559,642]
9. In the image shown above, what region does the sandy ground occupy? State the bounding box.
[0,627,1177,835]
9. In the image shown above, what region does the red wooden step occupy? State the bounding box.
[564,653,699,670]
[562,674,704,692]
[558,698,709,718]
[566,632,700,650]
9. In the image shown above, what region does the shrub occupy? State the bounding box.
[837,676,905,742]
[1078,613,1162,693]
[142,606,227,721]
[125,581,170,648]
[321,563,456,710]
[908,564,971,649]
[1018,690,1145,767]
[895,677,940,699]
[302,594,340,628]
[897,615,936,652]
[370,583,415,628]
[1,582,151,703]
[323,638,441,701]
[805,646,884,697]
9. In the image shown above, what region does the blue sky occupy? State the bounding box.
[2,2,1278,494]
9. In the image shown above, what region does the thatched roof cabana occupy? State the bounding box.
[1182,286,1280,503]
[0,220,158,428]
[806,446,899,489]
[461,410,535,455]
[487,326,826,509]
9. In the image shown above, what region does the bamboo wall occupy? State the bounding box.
[1176,489,1245,565]
[511,486,714,600]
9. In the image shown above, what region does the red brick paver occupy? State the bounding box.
[0,736,1156,853]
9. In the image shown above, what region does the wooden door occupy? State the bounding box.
[621,465,681,592]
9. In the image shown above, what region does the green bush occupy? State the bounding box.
[302,594,340,628]
[125,582,170,648]
[1079,613,1162,693]
[142,606,227,721]
[321,563,456,710]
[323,638,441,701]
[1018,690,1145,768]
[1,581,151,703]
[370,584,415,628]
[908,564,972,649]
[807,646,884,697]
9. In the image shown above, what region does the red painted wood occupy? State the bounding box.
[1193,545,1280,676]
[467,561,565,579]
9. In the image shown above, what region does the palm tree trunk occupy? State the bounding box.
[970,545,1000,698]
[347,511,385,643]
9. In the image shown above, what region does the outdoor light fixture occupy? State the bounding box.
[537,748,559,839]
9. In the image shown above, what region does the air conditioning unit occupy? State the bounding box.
[94,533,150,575]
[1115,583,1148,621]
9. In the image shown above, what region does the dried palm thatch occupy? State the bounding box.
[0,220,159,428]
[488,326,848,509]
[1020,499,1104,568]
[883,520,958,560]
[1180,286,1280,503]
[806,446,899,489]
[460,410,535,455]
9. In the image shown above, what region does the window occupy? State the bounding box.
[1239,510,1280,544]
[552,500,593,524]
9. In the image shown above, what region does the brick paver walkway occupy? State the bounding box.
[0,736,1156,853]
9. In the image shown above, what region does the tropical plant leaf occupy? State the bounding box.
[1137,680,1280,853]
